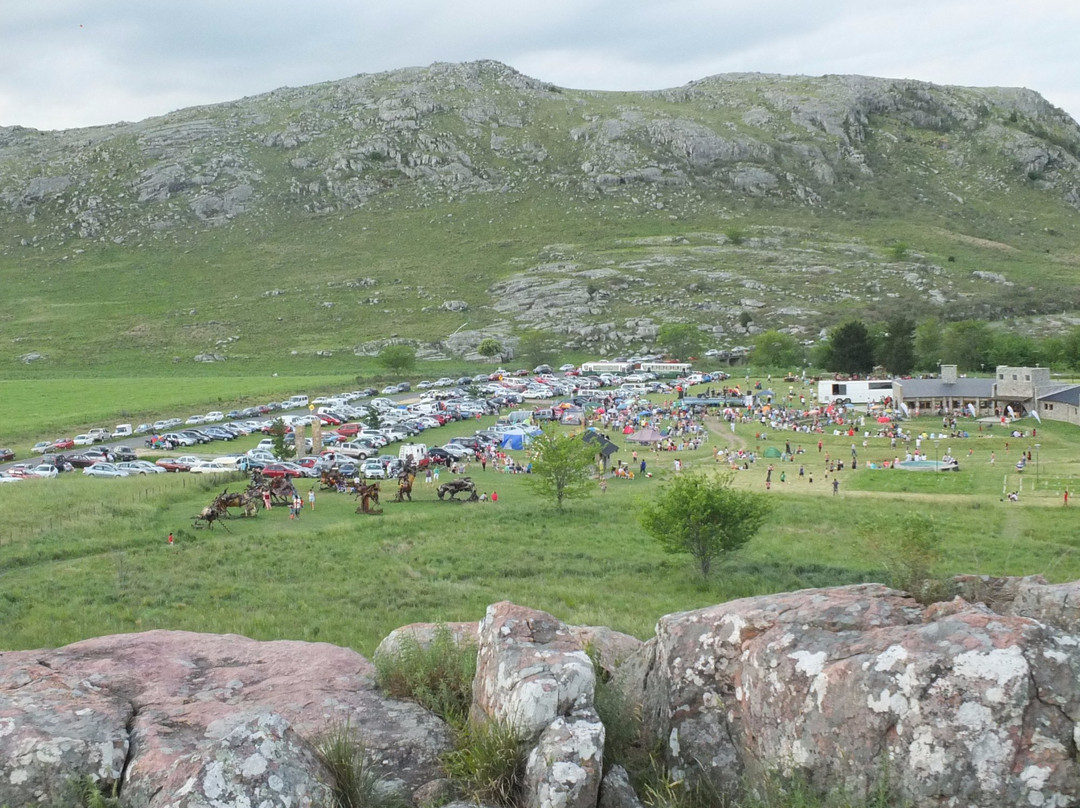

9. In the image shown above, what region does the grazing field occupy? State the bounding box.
[3,388,1080,657]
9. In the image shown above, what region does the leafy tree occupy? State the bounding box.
[913,318,944,371]
[477,338,504,362]
[738,311,754,333]
[1057,326,1080,370]
[377,343,417,373]
[876,316,916,375]
[657,323,705,361]
[268,417,296,460]
[516,330,557,369]
[986,331,1039,368]
[751,330,803,369]
[826,320,875,374]
[941,320,991,371]
[524,426,596,510]
[640,473,770,578]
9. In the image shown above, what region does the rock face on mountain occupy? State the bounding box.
[3,580,1080,807]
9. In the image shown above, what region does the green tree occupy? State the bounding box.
[268,417,296,460]
[377,344,417,374]
[941,320,991,371]
[657,323,705,361]
[913,318,944,371]
[738,310,754,333]
[524,426,596,510]
[477,338,504,362]
[826,320,875,374]
[876,316,916,375]
[986,331,1038,368]
[751,330,803,370]
[640,473,770,578]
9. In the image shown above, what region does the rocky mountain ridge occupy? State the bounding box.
[2,61,1079,365]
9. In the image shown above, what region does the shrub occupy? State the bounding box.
[52,776,121,808]
[374,625,477,729]
[586,645,641,772]
[441,718,527,807]
[314,720,407,808]
[866,514,953,604]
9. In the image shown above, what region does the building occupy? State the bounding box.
[1036,385,1080,427]
[891,365,1058,419]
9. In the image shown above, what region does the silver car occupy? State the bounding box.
[83,463,130,478]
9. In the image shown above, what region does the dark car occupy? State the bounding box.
[261,463,302,479]
[112,446,138,462]
[0,448,14,462]
[65,454,99,468]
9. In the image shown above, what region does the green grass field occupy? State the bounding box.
[4,378,1080,656]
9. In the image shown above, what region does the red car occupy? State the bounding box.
[261,463,302,479]
[0,448,14,462]
[155,457,197,472]
[318,414,343,425]
[336,423,362,437]
[52,437,75,450]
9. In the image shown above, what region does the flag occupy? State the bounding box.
[899,402,910,416]
[967,403,977,418]
[1031,409,1042,423]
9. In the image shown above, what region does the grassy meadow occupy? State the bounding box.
[3,375,1080,656]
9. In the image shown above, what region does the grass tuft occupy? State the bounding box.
[441,718,528,807]
[313,720,408,808]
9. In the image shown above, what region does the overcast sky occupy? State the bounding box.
[2,0,1078,131]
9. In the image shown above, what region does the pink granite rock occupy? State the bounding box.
[640,584,1080,808]
[470,602,595,740]
[0,630,451,807]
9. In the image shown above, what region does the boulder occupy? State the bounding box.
[470,602,596,741]
[0,630,452,807]
[956,574,1080,634]
[522,711,605,808]
[374,620,480,661]
[640,584,1080,808]
[598,764,645,808]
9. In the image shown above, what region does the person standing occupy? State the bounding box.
[640,459,647,475]
[491,490,498,503]
[832,478,840,495]
[308,488,316,511]
[168,532,174,545]
[1066,489,1070,507]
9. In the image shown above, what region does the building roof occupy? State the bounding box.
[893,377,996,399]
[1039,385,1080,406]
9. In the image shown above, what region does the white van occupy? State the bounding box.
[285,395,309,408]
[112,424,133,438]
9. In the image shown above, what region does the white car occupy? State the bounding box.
[83,463,130,478]
[359,459,387,478]
[204,411,225,422]
[185,415,207,425]
[72,434,96,446]
[116,461,165,475]
[188,460,235,474]
[29,464,59,478]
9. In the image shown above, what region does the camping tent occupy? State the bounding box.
[626,427,663,444]
[763,446,783,458]
[500,433,531,451]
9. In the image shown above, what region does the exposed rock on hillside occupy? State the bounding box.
[2,61,1079,361]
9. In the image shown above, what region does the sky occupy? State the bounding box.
[2,0,1079,131]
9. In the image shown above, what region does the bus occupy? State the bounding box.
[635,361,692,376]
[580,361,634,374]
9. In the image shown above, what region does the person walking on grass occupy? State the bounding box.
[168,532,174,546]
[833,478,839,495]
[308,488,316,511]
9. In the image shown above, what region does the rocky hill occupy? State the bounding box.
[2,61,1079,370]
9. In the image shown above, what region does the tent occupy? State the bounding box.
[763,446,783,458]
[626,427,663,444]
[500,433,532,451]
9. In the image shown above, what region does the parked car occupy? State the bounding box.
[116,461,165,475]
[29,464,59,478]
[64,454,101,468]
[31,441,53,454]
[261,463,303,479]
[0,448,14,462]
[188,460,236,474]
[83,463,130,478]
[52,437,75,450]
[111,446,138,462]
[155,456,200,472]
[359,459,387,479]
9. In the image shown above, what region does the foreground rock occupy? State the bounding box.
[0,630,451,807]
[637,583,1080,808]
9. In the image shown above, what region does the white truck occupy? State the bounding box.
[398,443,428,465]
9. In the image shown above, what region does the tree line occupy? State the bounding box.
[749,317,1080,375]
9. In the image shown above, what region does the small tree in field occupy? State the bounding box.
[640,473,770,577]
[268,417,296,460]
[378,343,417,373]
[525,426,596,510]
[477,338,504,362]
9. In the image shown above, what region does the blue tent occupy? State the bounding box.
[501,433,531,451]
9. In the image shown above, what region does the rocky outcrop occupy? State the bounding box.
[5,582,1080,808]
[0,630,451,807]
[635,584,1080,808]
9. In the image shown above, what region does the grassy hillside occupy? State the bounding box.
[1,63,1079,375]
